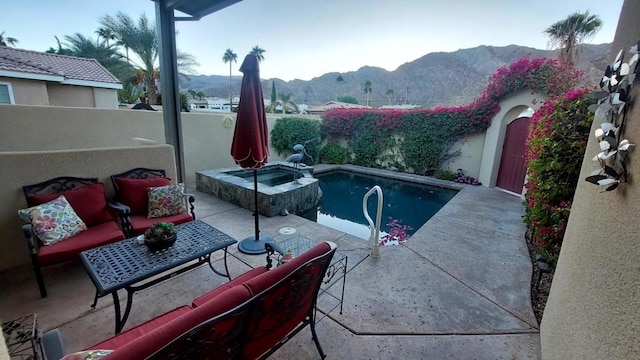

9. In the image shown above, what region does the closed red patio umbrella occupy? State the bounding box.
[231,54,274,254]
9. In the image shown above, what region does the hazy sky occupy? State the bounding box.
[1,0,624,81]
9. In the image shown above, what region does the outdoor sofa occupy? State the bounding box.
[19,168,195,297]
[44,241,337,360]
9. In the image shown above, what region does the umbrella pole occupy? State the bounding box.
[253,169,260,241]
[237,169,274,254]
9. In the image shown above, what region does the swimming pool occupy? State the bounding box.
[304,170,458,243]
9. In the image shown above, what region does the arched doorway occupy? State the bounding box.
[496,117,529,194]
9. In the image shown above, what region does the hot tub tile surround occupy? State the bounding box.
[196,162,320,217]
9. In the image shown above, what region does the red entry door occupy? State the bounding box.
[496,117,529,194]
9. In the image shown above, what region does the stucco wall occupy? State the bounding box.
[92,87,119,109]
[440,132,485,179]
[0,77,49,105]
[540,1,639,358]
[47,83,95,108]
[0,105,164,151]
[0,105,290,183]
[0,145,177,271]
[478,89,542,189]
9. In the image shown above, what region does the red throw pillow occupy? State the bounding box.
[115,177,171,215]
[28,183,113,227]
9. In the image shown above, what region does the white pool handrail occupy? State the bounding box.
[362,185,383,258]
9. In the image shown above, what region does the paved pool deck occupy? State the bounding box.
[0,166,540,359]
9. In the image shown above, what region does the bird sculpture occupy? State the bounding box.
[286,141,313,182]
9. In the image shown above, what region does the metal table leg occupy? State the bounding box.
[207,247,232,280]
[112,289,134,334]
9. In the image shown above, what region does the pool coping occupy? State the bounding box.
[312,164,467,191]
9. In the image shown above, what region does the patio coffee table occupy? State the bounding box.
[80,220,237,334]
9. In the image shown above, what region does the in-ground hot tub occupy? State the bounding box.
[196,161,321,217]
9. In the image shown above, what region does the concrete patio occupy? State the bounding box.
[0,177,540,359]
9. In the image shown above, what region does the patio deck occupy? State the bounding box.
[0,179,540,359]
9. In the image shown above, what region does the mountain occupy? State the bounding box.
[180,43,611,108]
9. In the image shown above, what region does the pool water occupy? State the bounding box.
[305,171,458,242]
[237,169,297,186]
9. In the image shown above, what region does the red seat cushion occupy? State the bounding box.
[192,266,269,307]
[129,212,192,236]
[242,242,333,360]
[88,305,191,351]
[94,286,252,360]
[28,183,113,227]
[37,221,125,266]
[115,177,171,215]
[243,242,332,296]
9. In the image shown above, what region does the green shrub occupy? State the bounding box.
[337,95,358,104]
[319,143,348,164]
[433,169,457,181]
[524,88,595,272]
[271,117,321,164]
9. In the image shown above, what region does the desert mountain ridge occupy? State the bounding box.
[180,43,611,108]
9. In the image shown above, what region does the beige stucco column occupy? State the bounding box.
[540,1,640,358]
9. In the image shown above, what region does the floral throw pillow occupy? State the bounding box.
[147,183,187,218]
[18,195,88,246]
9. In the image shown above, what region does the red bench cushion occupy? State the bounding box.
[37,221,125,266]
[242,242,333,360]
[191,266,269,307]
[97,286,252,360]
[28,183,113,227]
[88,305,191,351]
[129,213,192,236]
[115,177,171,215]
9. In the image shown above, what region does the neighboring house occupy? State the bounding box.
[0,47,122,109]
[190,96,239,112]
[306,101,371,115]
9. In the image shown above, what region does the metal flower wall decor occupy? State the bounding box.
[585,42,639,191]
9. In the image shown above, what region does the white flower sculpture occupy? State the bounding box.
[585,43,638,191]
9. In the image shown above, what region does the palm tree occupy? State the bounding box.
[364,80,372,106]
[115,39,130,63]
[544,11,602,65]
[222,48,237,111]
[196,91,205,100]
[336,75,344,99]
[188,89,197,99]
[250,46,266,62]
[45,36,73,55]
[0,31,18,47]
[64,33,133,82]
[101,12,198,104]
[278,93,295,114]
[95,27,117,46]
[386,89,394,106]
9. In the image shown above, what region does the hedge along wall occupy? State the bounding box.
[524,88,596,270]
[321,56,582,175]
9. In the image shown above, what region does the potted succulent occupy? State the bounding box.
[144,222,177,250]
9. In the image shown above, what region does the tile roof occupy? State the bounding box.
[0,47,121,85]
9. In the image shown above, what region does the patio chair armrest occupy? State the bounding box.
[184,193,196,219]
[108,200,130,215]
[22,224,38,253]
[108,201,133,237]
[265,241,286,269]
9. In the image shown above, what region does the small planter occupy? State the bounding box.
[144,222,177,250]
